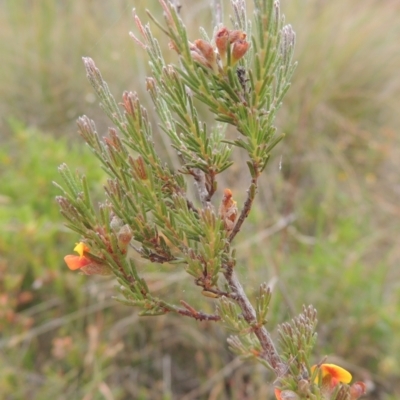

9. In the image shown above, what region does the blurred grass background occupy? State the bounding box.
[1,0,400,399]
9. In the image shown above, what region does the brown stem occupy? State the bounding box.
[178,300,221,321]
[186,198,199,214]
[228,173,258,243]
[223,164,285,373]
[223,263,286,376]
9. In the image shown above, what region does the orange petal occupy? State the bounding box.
[274,388,282,400]
[64,255,92,270]
[312,363,353,385]
[321,364,352,384]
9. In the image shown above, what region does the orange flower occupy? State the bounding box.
[64,254,92,270]
[64,242,91,271]
[64,242,112,275]
[312,363,352,387]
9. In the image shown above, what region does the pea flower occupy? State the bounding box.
[64,242,111,275]
[64,242,92,271]
[274,364,363,400]
[312,363,352,387]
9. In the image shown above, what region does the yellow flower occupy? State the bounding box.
[312,363,352,387]
[64,242,112,275]
[64,242,91,271]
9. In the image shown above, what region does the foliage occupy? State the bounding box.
[1,0,400,399]
[54,0,364,398]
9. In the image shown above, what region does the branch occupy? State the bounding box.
[223,262,286,376]
[190,168,214,209]
[178,300,221,321]
[228,173,258,243]
[186,198,199,214]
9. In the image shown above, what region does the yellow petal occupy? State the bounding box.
[320,363,352,384]
[73,242,89,257]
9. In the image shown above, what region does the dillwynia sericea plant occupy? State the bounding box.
[56,0,367,399]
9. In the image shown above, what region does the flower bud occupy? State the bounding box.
[215,27,230,61]
[130,155,148,180]
[350,382,367,400]
[118,224,133,252]
[232,40,250,63]
[145,77,157,93]
[194,39,216,70]
[219,188,238,233]
[229,30,247,43]
[190,50,210,68]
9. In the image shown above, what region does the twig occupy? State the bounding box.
[228,175,258,243]
[177,300,221,321]
[190,168,214,209]
[223,263,286,376]
[186,198,199,214]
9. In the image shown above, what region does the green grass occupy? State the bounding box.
[1,0,400,399]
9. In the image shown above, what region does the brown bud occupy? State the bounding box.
[229,30,247,43]
[350,382,367,400]
[215,27,230,59]
[130,155,148,180]
[122,91,137,116]
[118,224,133,250]
[232,40,250,63]
[190,50,210,68]
[194,39,216,68]
[145,77,157,93]
[219,188,238,233]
